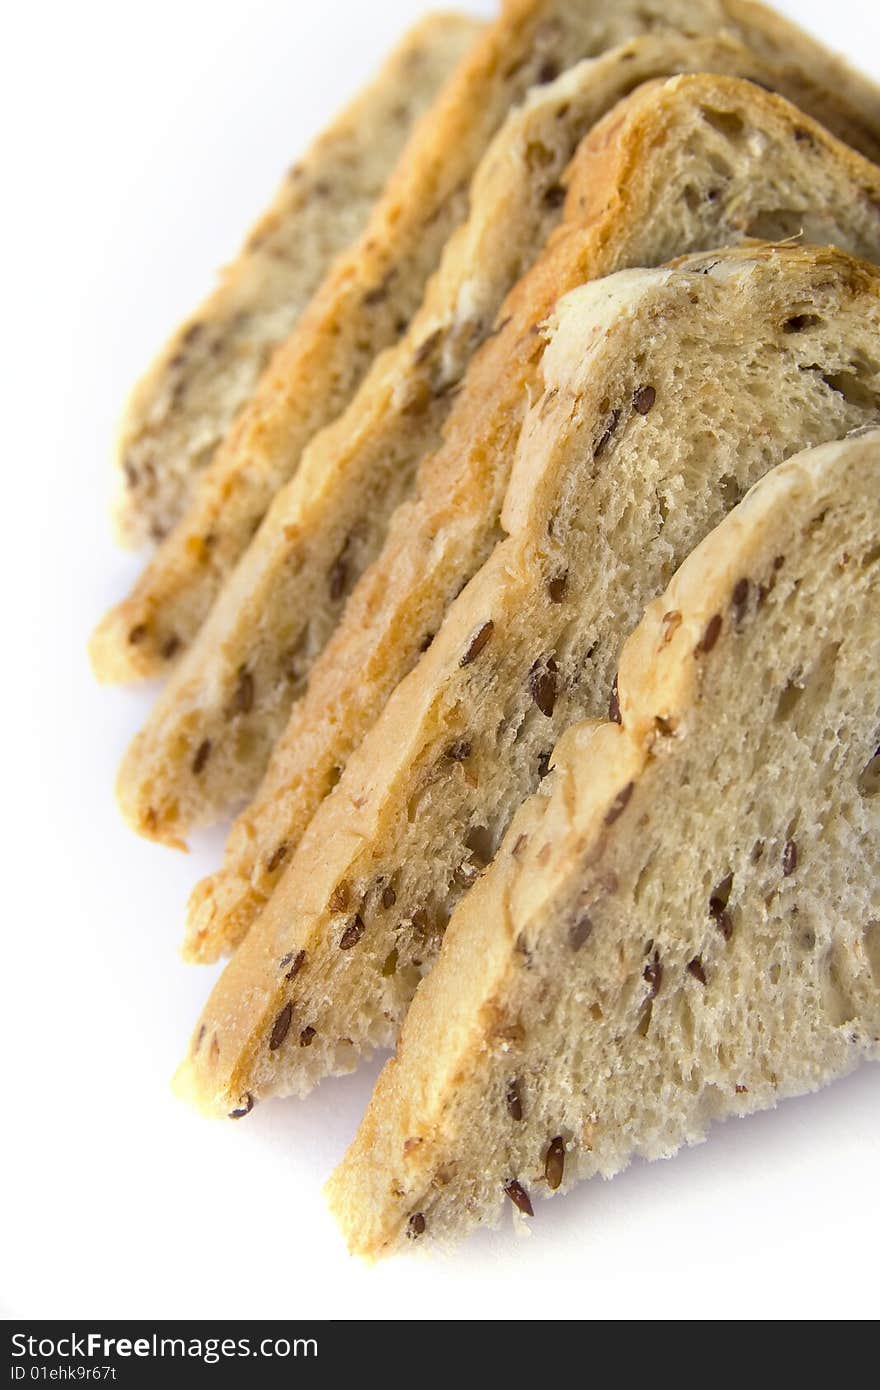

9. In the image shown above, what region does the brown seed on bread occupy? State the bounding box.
[633,384,656,414]
[687,956,708,985]
[696,614,723,654]
[269,1003,293,1051]
[594,408,621,458]
[732,577,750,623]
[709,874,735,941]
[228,1094,254,1120]
[407,1213,427,1239]
[544,1137,565,1191]
[266,842,290,874]
[328,881,351,912]
[569,914,593,951]
[528,656,558,717]
[506,1079,523,1122]
[503,1181,533,1217]
[284,950,307,982]
[191,740,211,775]
[460,621,494,667]
[340,915,366,950]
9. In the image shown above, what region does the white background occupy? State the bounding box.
[3,0,879,1322]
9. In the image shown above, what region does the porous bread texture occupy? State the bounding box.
[92,0,880,680]
[175,243,880,1119]
[327,428,880,1256]
[113,14,479,551]
[184,73,880,959]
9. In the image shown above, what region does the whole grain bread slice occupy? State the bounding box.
[326,428,880,1257]
[183,73,880,959]
[175,243,880,1118]
[114,13,480,551]
[91,0,880,681]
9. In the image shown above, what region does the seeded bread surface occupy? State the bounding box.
[92,0,880,681]
[326,429,880,1256]
[175,243,880,1117]
[178,74,880,958]
[114,13,478,551]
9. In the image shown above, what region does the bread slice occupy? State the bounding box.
[113,14,479,551]
[183,74,880,960]
[175,243,880,1120]
[91,0,880,681]
[327,428,880,1256]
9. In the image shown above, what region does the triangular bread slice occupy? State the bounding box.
[91,0,880,680]
[175,242,880,1119]
[113,13,480,550]
[327,428,880,1256]
[184,73,880,959]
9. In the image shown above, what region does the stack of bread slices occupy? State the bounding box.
[93,1,880,1258]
